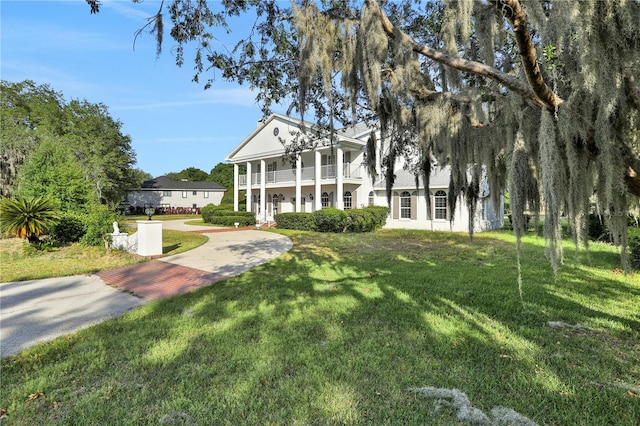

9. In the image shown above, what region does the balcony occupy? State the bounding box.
[238,164,362,186]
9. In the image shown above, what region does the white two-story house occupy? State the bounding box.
[225,113,503,232]
[126,175,226,214]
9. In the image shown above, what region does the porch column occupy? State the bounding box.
[233,163,239,212]
[260,159,266,222]
[295,154,302,212]
[314,150,322,211]
[336,144,344,210]
[245,161,252,213]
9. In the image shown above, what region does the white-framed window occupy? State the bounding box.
[203,191,209,198]
[163,190,172,197]
[272,194,279,215]
[400,191,411,219]
[343,191,352,210]
[267,161,277,183]
[321,192,330,208]
[368,191,374,206]
[434,190,447,220]
[182,191,188,198]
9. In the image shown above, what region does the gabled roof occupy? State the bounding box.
[140,176,226,191]
[225,113,367,163]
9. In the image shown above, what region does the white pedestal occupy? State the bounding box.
[111,232,130,251]
[136,220,163,256]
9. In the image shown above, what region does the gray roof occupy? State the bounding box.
[141,176,226,191]
[373,166,451,190]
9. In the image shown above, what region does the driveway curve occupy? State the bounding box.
[0,221,292,357]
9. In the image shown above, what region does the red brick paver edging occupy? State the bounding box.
[97,261,225,301]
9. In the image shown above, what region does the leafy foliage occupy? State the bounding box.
[1,80,139,207]
[79,204,122,247]
[49,212,87,244]
[276,206,389,232]
[166,167,209,182]
[0,196,60,243]
[86,1,640,272]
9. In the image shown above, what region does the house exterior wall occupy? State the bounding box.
[226,114,504,233]
[127,189,224,209]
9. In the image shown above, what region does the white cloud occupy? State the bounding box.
[101,0,158,21]
[110,88,259,111]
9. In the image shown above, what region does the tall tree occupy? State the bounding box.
[1,80,139,207]
[61,99,137,204]
[209,163,234,189]
[0,80,65,197]
[166,167,210,182]
[88,0,640,269]
[17,136,95,211]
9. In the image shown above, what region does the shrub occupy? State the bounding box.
[362,206,389,230]
[313,208,348,233]
[201,204,218,223]
[209,216,255,227]
[629,227,640,270]
[0,196,60,243]
[274,213,316,231]
[50,212,86,243]
[80,204,122,247]
[202,207,255,226]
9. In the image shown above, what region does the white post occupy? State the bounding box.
[233,163,239,212]
[246,161,252,213]
[314,150,322,211]
[295,154,302,212]
[136,220,163,256]
[260,159,266,222]
[336,144,344,210]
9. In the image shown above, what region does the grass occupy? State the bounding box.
[0,230,208,283]
[1,229,638,425]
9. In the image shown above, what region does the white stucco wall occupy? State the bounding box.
[127,190,224,209]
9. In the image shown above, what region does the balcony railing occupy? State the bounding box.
[238,164,362,185]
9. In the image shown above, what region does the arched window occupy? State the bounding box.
[400,191,411,219]
[368,191,374,207]
[321,192,330,208]
[344,191,352,210]
[434,190,447,220]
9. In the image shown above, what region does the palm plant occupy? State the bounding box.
[0,196,60,243]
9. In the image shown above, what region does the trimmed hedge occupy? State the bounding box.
[314,208,348,233]
[202,204,255,226]
[274,213,316,231]
[275,206,389,233]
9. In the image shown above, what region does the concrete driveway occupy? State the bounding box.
[0,221,291,357]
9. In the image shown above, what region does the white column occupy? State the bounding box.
[336,145,344,210]
[246,161,252,213]
[233,163,239,212]
[295,155,302,212]
[260,159,266,222]
[136,220,163,256]
[314,150,322,211]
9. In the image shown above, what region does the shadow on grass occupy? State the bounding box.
[2,230,638,425]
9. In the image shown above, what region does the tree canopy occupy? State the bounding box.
[88,0,640,269]
[1,80,140,210]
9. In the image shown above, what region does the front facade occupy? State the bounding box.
[126,176,226,213]
[225,113,503,232]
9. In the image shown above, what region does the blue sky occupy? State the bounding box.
[1,0,284,178]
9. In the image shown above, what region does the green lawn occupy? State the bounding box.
[0,230,208,282]
[1,229,638,425]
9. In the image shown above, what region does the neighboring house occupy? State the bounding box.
[126,176,226,214]
[225,113,503,232]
